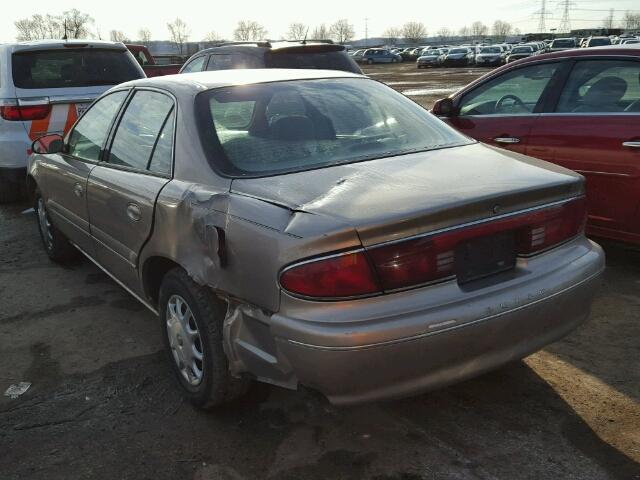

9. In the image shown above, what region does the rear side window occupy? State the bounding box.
[67,91,128,161]
[108,90,174,171]
[12,49,142,89]
[459,62,559,115]
[266,51,361,73]
[556,60,640,113]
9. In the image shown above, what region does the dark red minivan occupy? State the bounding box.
[432,45,640,245]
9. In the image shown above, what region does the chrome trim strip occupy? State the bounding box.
[574,169,633,178]
[72,242,159,316]
[537,112,640,117]
[48,96,98,105]
[286,268,604,351]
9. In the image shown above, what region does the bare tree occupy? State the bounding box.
[458,25,471,39]
[492,20,513,37]
[233,20,267,41]
[437,27,451,42]
[138,28,152,43]
[109,30,129,42]
[287,22,307,40]
[470,21,488,40]
[203,31,222,42]
[62,9,94,39]
[15,11,93,40]
[402,22,427,44]
[312,24,330,40]
[623,11,640,29]
[330,19,355,44]
[382,27,402,45]
[167,18,190,55]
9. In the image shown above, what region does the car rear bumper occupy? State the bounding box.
[0,166,27,185]
[270,237,604,404]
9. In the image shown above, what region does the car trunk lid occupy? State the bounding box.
[231,143,584,247]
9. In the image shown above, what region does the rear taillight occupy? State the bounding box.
[516,197,587,254]
[280,251,380,298]
[280,197,586,299]
[0,104,51,121]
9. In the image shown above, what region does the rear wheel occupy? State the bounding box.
[367,59,374,65]
[34,190,78,263]
[159,268,250,409]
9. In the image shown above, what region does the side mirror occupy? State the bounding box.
[432,98,456,117]
[32,134,64,155]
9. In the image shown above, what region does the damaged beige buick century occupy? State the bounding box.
[27,69,604,407]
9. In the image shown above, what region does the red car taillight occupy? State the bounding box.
[0,104,51,121]
[280,251,381,298]
[280,197,586,299]
[516,197,587,254]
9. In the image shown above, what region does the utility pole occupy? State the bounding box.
[558,0,574,34]
[364,18,369,47]
[535,0,549,32]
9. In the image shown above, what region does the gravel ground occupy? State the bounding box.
[1,63,639,480]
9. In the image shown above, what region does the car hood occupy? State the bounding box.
[447,53,467,58]
[477,53,501,58]
[230,143,583,246]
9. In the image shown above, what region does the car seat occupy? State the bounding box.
[572,76,627,112]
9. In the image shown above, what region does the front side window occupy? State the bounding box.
[181,56,206,73]
[206,54,262,70]
[197,78,471,176]
[67,91,128,161]
[108,90,174,170]
[458,62,559,116]
[556,60,640,113]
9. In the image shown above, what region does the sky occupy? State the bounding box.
[3,0,640,43]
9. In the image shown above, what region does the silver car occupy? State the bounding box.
[0,40,144,203]
[27,69,604,407]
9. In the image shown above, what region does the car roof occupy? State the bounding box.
[0,39,127,54]
[117,68,364,92]
[511,45,639,64]
[193,41,342,56]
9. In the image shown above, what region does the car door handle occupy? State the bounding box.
[73,183,83,198]
[126,203,142,222]
[493,137,521,144]
[622,141,640,149]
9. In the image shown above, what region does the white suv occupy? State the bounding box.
[0,40,144,202]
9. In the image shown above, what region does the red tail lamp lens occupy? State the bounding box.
[280,251,380,298]
[516,197,587,254]
[0,104,51,121]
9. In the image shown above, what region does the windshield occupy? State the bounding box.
[422,50,440,56]
[12,49,142,89]
[480,47,501,54]
[449,48,468,54]
[197,78,471,177]
[552,39,575,48]
[512,47,533,53]
[265,50,360,73]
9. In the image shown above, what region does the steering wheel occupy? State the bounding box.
[495,94,528,113]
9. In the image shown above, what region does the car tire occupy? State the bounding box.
[34,189,78,264]
[0,174,25,204]
[391,58,397,63]
[367,59,374,65]
[159,268,251,409]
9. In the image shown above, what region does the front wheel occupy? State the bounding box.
[367,59,374,65]
[159,268,250,409]
[35,190,78,263]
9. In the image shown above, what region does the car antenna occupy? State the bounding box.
[302,27,309,45]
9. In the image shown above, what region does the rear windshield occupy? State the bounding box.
[512,46,533,53]
[480,47,502,54]
[551,39,575,48]
[589,38,611,46]
[12,49,143,89]
[196,78,471,177]
[266,50,360,73]
[449,48,468,54]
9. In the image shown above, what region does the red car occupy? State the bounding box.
[432,45,640,245]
